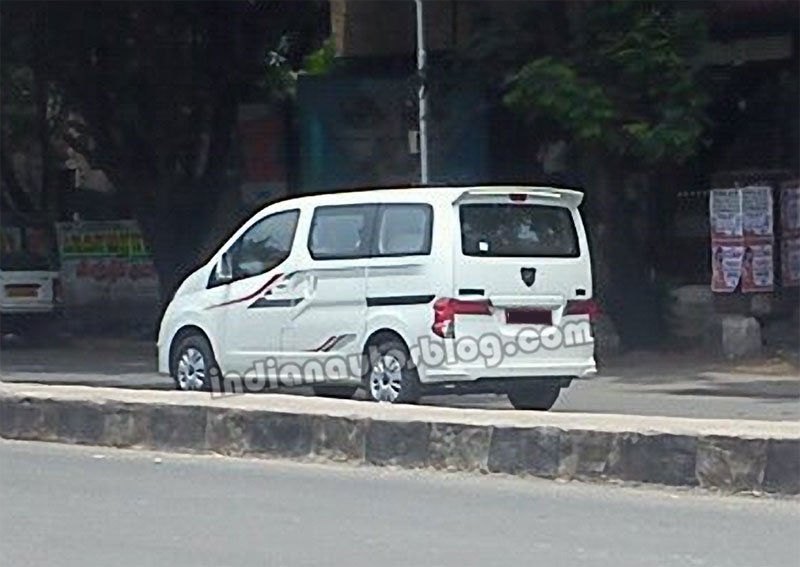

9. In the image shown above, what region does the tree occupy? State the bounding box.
[482,1,710,345]
[0,1,328,296]
[0,4,46,217]
[503,2,708,165]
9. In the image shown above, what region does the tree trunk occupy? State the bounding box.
[33,3,53,219]
[0,145,36,214]
[582,151,665,351]
[580,151,623,356]
[128,175,234,304]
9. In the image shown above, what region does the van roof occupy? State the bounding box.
[281,185,585,209]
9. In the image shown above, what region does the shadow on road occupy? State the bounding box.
[1,335,798,420]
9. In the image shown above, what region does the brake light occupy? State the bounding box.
[564,299,599,320]
[509,193,528,202]
[52,278,62,303]
[432,297,492,338]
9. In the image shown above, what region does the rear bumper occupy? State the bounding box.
[0,303,57,315]
[423,376,576,395]
[420,358,597,385]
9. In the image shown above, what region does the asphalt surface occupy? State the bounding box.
[1,440,798,567]
[1,338,798,420]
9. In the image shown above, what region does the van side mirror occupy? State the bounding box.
[215,252,233,284]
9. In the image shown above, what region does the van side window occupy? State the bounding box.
[375,204,433,257]
[228,209,299,281]
[308,205,376,260]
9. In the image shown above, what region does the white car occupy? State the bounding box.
[157,185,597,410]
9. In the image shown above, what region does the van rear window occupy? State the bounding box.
[460,204,579,258]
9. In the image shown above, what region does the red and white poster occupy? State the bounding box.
[709,187,775,293]
[782,237,800,287]
[741,243,774,293]
[710,244,744,293]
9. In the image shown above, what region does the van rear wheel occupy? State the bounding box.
[363,335,420,404]
[507,383,561,411]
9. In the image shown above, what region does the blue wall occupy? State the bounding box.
[297,75,488,191]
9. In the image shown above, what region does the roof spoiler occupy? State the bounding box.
[453,186,584,208]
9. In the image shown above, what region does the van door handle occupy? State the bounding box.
[302,275,317,299]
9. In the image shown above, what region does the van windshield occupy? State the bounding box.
[460,203,579,258]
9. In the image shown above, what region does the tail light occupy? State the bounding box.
[564,299,599,320]
[52,278,62,303]
[432,297,492,338]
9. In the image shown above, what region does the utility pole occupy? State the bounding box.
[415,0,429,184]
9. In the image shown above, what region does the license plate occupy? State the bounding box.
[5,285,39,298]
[505,309,552,326]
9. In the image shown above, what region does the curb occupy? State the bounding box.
[1,383,798,494]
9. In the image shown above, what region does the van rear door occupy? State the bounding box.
[449,189,594,367]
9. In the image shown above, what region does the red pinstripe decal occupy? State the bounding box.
[207,272,284,310]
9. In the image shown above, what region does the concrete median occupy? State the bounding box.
[0,382,798,494]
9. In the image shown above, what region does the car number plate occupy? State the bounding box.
[5,285,39,298]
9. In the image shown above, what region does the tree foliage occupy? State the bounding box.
[503,1,709,165]
[0,1,328,293]
[302,38,337,76]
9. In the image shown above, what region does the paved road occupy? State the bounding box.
[1,440,798,567]
[1,338,798,420]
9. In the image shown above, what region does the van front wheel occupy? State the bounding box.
[171,333,218,392]
[507,383,561,411]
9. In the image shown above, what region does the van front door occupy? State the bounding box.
[217,209,300,380]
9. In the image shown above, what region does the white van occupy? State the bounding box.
[157,186,597,410]
[1,223,61,333]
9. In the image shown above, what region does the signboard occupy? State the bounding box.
[57,220,150,258]
[55,220,159,306]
